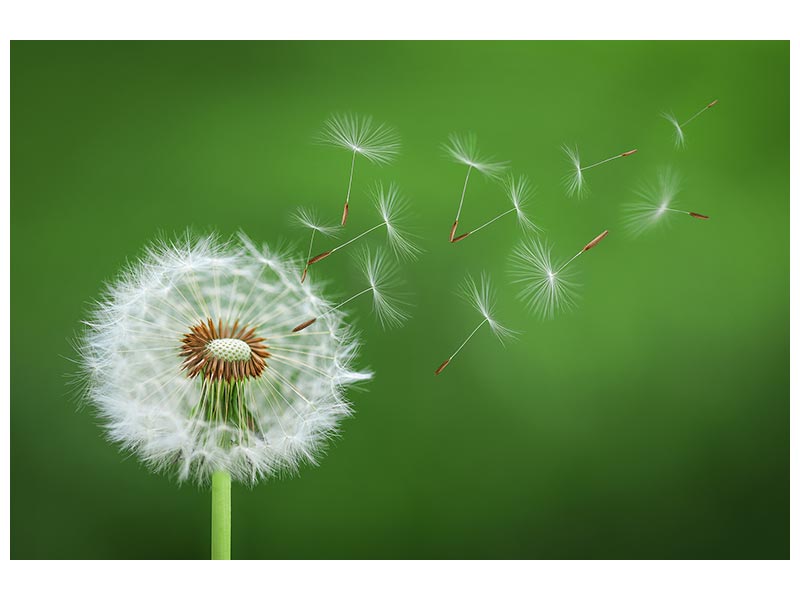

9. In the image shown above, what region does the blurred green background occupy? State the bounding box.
[11,41,788,559]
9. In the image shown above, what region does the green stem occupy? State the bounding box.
[211,470,231,560]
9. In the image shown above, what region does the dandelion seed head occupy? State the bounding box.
[662,112,685,149]
[562,144,586,198]
[372,182,421,261]
[318,113,401,165]
[356,249,410,329]
[77,233,371,485]
[510,237,580,319]
[460,273,516,344]
[443,132,509,179]
[622,167,682,237]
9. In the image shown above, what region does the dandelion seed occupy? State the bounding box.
[562,144,638,198]
[434,274,515,376]
[510,231,608,319]
[443,132,509,241]
[307,182,420,268]
[662,99,718,148]
[293,249,409,332]
[318,113,401,225]
[291,207,339,283]
[451,173,538,244]
[622,168,710,236]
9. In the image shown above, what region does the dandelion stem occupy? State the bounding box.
[581,150,638,172]
[301,229,317,281]
[662,206,709,220]
[211,470,231,560]
[451,165,473,238]
[436,319,487,374]
[292,287,373,332]
[342,150,357,225]
[681,100,717,127]
[311,222,385,263]
[556,250,584,275]
[467,207,516,236]
[324,287,372,315]
[304,229,317,265]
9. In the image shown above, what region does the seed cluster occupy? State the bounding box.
[180,318,269,382]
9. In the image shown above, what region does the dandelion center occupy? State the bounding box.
[180,318,270,382]
[206,338,252,362]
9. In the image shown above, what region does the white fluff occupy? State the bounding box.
[357,249,410,329]
[461,273,516,344]
[621,167,682,237]
[504,173,539,231]
[372,182,421,261]
[562,144,586,199]
[78,233,371,485]
[318,113,401,165]
[510,237,580,319]
[443,132,509,179]
[661,112,686,149]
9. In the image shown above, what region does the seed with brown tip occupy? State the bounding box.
[451,232,471,243]
[449,221,459,243]
[292,318,317,333]
[583,230,609,252]
[689,212,710,220]
[308,250,331,265]
[434,359,450,376]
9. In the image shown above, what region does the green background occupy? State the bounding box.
[11,41,789,559]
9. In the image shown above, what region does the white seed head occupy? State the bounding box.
[443,132,509,179]
[505,173,539,231]
[372,182,421,261]
[510,236,579,319]
[661,112,685,149]
[318,113,401,165]
[357,249,410,329]
[622,167,682,237]
[461,273,516,344]
[77,233,371,485]
[562,144,586,198]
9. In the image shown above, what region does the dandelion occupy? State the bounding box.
[443,132,509,241]
[662,99,718,148]
[306,182,420,268]
[291,207,339,283]
[293,249,409,332]
[510,230,609,319]
[621,168,710,237]
[562,144,638,198]
[77,233,371,559]
[318,113,401,225]
[434,274,515,375]
[451,173,538,243]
